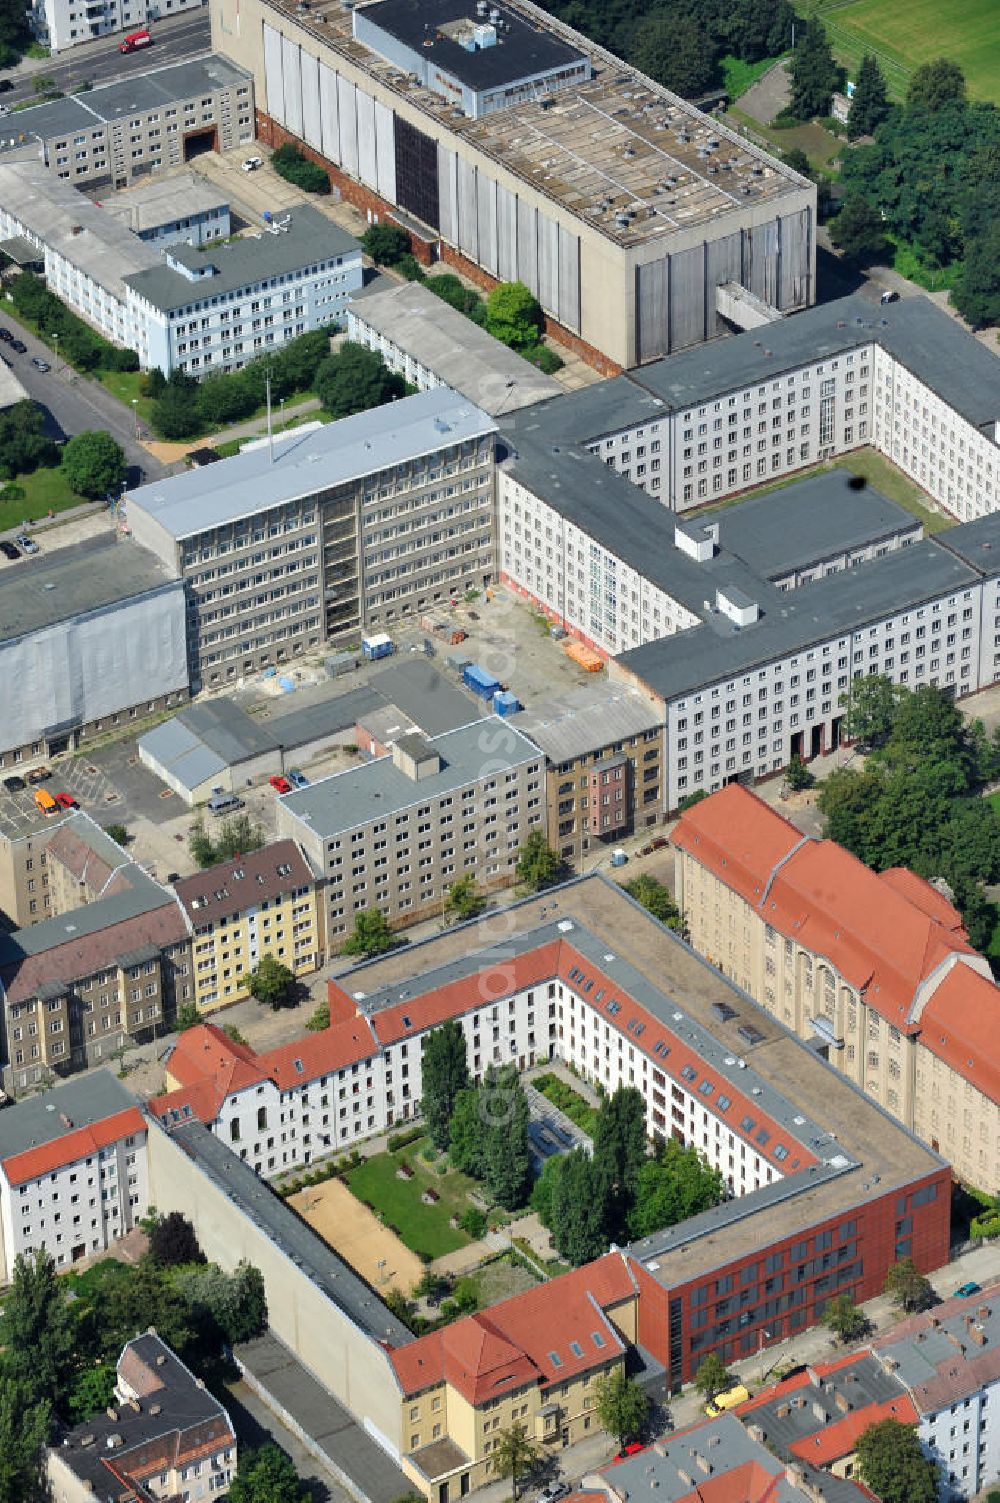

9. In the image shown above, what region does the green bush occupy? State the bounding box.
[7,273,138,374]
[524,342,564,373]
[459,1206,487,1238]
[272,142,330,194]
[972,1212,1000,1241]
[397,254,426,282]
[387,1125,424,1152]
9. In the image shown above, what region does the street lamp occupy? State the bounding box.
[52,331,58,371]
[131,397,139,439]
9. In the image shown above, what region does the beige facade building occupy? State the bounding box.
[672,783,1000,1192]
[174,839,322,1013]
[0,808,74,928]
[276,718,544,942]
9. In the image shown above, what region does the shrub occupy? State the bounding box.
[387,1125,424,1152]
[524,342,564,373]
[459,1206,487,1238]
[272,142,330,194]
[361,223,411,264]
[397,254,426,282]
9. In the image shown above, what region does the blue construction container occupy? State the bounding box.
[361,633,393,661]
[492,690,521,717]
[463,663,501,698]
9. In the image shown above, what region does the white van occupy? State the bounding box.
[207,793,245,816]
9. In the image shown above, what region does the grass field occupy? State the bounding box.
[720,53,786,101]
[347,1136,478,1260]
[0,463,82,530]
[816,0,1000,101]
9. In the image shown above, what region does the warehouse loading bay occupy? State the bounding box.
[0,588,607,890]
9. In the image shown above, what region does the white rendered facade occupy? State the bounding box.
[29,0,205,53]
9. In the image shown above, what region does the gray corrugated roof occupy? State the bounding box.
[128,388,496,539]
[0,1069,140,1163]
[125,203,359,311]
[616,539,981,704]
[279,717,540,839]
[165,1118,414,1346]
[181,698,278,761]
[348,280,561,414]
[0,535,179,639]
[510,689,660,762]
[139,716,228,788]
[629,292,1000,430]
[500,374,665,447]
[0,864,177,961]
[748,1354,908,1460]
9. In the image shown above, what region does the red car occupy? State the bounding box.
[269,775,292,794]
[54,792,79,810]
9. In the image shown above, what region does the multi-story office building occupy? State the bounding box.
[100,169,231,246]
[212,0,815,370]
[0,1071,147,1280]
[672,783,1000,1193]
[128,388,497,685]
[510,689,666,863]
[174,839,321,1013]
[0,534,188,770]
[275,718,544,940]
[124,203,361,374]
[0,55,254,186]
[48,1333,237,1503]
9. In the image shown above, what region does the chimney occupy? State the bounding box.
[150,1404,162,1416]
[693,1452,712,1476]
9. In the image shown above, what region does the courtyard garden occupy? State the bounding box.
[346,1134,485,1260]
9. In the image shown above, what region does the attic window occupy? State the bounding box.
[712,1002,738,1022]
[213,888,228,900]
[607,1000,621,1016]
[592,1332,606,1348]
[232,868,245,881]
[681,1065,697,1082]
[755,1128,770,1147]
[277,862,292,876]
[741,1116,755,1132]
[294,1059,304,1073]
[698,1080,713,1097]
[402,1015,412,1029]
[654,1041,670,1058]
[569,1340,583,1357]
[549,1351,562,1367]
[257,874,266,884]
[594,989,605,1003]
[717,1094,731,1111]
[774,1144,789,1161]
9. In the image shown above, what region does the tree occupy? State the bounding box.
[631,14,716,98]
[341,907,396,958]
[592,1085,648,1243]
[0,1248,75,1413]
[147,1210,205,1268]
[67,1363,116,1422]
[175,1002,201,1032]
[782,147,814,179]
[847,54,890,139]
[444,875,487,922]
[841,673,900,749]
[515,830,564,891]
[151,372,204,440]
[855,1418,940,1503]
[594,1367,650,1452]
[694,1352,733,1400]
[954,221,1000,328]
[531,1152,562,1229]
[784,754,814,791]
[822,1294,868,1344]
[448,1086,486,1177]
[884,1257,935,1314]
[172,1260,268,1346]
[490,1422,539,1501]
[789,17,844,120]
[215,814,265,861]
[104,823,129,846]
[829,196,890,265]
[271,142,330,194]
[480,1064,532,1210]
[623,873,683,930]
[90,1261,197,1364]
[188,818,217,869]
[907,58,966,113]
[0,1380,50,1503]
[240,953,297,1010]
[550,1148,607,1265]
[426,273,486,320]
[314,343,406,420]
[230,1443,310,1503]
[485,282,544,352]
[0,399,58,479]
[305,1001,330,1032]
[421,1019,471,1152]
[360,223,411,264]
[628,1137,725,1239]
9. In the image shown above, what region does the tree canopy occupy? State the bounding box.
[829,195,890,265]
[240,953,298,1010]
[856,1418,940,1503]
[484,282,544,351]
[315,342,407,420]
[147,1210,205,1268]
[788,18,844,120]
[515,830,565,891]
[631,14,717,98]
[230,1443,310,1503]
[421,1019,471,1152]
[360,223,411,264]
[342,907,397,958]
[623,873,683,930]
[847,54,889,139]
[61,430,127,499]
[0,400,58,481]
[594,1367,650,1452]
[883,1257,935,1315]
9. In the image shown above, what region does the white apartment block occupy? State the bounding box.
[275,719,545,940]
[0,1072,148,1282]
[129,388,497,685]
[28,0,204,53]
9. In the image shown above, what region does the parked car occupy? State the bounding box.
[14,533,38,555]
[10,339,26,354]
[639,836,669,856]
[956,1281,982,1298]
[269,774,292,794]
[0,328,12,342]
[2,775,25,792]
[0,79,13,92]
[242,155,263,172]
[537,1483,569,1503]
[617,1443,646,1460]
[31,356,50,372]
[54,792,79,810]
[26,765,52,783]
[0,540,19,560]
[287,769,309,788]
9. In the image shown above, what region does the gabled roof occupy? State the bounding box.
[787,1397,919,1466]
[671,782,804,907]
[1,1105,145,1186]
[918,965,1000,1100]
[173,840,314,920]
[389,1253,633,1402]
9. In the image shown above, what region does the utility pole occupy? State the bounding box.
[266,367,274,463]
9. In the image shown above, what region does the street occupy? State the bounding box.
[0,10,212,103]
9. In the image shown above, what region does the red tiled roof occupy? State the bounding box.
[389,1253,633,1403]
[265,1016,379,1090]
[173,840,314,920]
[671,783,803,907]
[917,964,1000,1100]
[165,1023,266,1096]
[371,941,564,1047]
[1,1106,145,1186]
[878,868,965,931]
[788,1396,919,1466]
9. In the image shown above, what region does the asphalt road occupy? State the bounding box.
[0,10,212,105]
[0,307,169,481]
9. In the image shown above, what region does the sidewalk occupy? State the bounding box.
[141,396,322,466]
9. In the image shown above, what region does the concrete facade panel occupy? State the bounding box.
[263,22,285,124]
[280,33,303,138]
[355,88,377,190]
[319,60,340,164]
[300,47,321,153]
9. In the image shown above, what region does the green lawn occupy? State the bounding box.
[720,53,787,101]
[887,237,962,296]
[98,370,158,432]
[816,0,1000,102]
[0,464,83,530]
[533,1072,599,1136]
[347,1136,478,1259]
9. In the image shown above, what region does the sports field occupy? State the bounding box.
[288,1177,425,1295]
[818,0,1000,101]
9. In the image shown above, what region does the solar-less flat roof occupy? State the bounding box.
[0,534,180,641]
[359,0,585,91]
[128,388,496,540]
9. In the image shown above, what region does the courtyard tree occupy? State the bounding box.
[623,873,683,930]
[0,1379,50,1503]
[490,1422,539,1501]
[66,1364,116,1422]
[550,1148,607,1266]
[594,1368,650,1453]
[592,1085,648,1243]
[175,1003,201,1033]
[305,1001,330,1032]
[884,1257,935,1314]
[314,343,405,421]
[841,672,900,749]
[515,830,564,892]
[481,1064,533,1210]
[693,1353,733,1401]
[239,953,297,1010]
[341,907,396,958]
[0,1249,74,1414]
[230,1443,310,1503]
[421,1019,471,1151]
[360,223,411,264]
[444,875,486,922]
[60,430,126,498]
[822,1294,869,1344]
[784,755,814,791]
[829,196,890,265]
[484,281,544,351]
[788,17,844,120]
[856,1418,940,1503]
[146,1211,205,1268]
[627,1138,725,1240]
[448,1086,486,1177]
[215,814,265,861]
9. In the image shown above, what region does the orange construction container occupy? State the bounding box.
[564,640,604,672]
